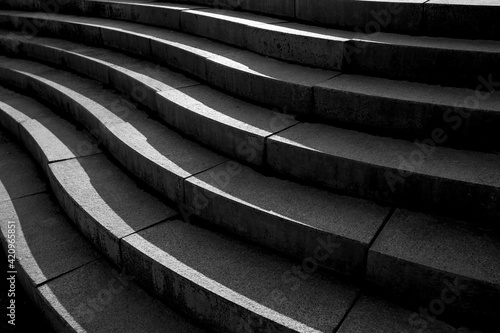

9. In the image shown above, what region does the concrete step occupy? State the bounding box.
[0,130,209,333]
[0,10,498,91]
[0,81,178,266]
[1,54,498,225]
[0,56,392,278]
[82,0,500,78]
[367,209,500,331]
[122,219,361,333]
[266,122,500,224]
[0,9,337,114]
[3,0,499,40]
[0,80,492,332]
[3,32,499,155]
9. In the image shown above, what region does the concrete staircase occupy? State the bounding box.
[0,1,498,332]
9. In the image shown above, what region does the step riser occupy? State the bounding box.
[4,0,498,40]
[122,237,298,333]
[2,54,498,226]
[1,67,496,332]
[1,8,498,90]
[266,138,500,224]
[0,66,371,277]
[184,176,368,277]
[313,80,500,153]
[1,15,498,154]
[0,96,340,333]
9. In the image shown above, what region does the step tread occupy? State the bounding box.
[268,122,500,188]
[317,74,500,112]
[86,0,500,50]
[0,57,229,178]
[187,161,389,244]
[338,295,476,333]
[39,259,209,332]
[370,209,500,285]
[4,32,499,157]
[123,219,360,332]
[0,133,209,333]
[0,84,178,265]
[0,135,46,202]
[0,192,100,287]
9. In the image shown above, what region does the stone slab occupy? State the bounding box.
[48,154,177,265]
[367,208,500,328]
[123,219,359,332]
[266,122,500,223]
[185,161,390,276]
[0,193,100,286]
[338,295,480,333]
[295,0,425,33]
[37,259,208,332]
[0,141,46,203]
[156,84,298,166]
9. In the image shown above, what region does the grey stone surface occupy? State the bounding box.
[348,31,500,86]
[251,21,351,70]
[314,74,500,150]
[0,193,100,286]
[123,219,359,332]
[338,295,479,333]
[424,0,500,39]
[266,122,500,222]
[0,58,226,203]
[295,0,425,33]
[156,84,298,166]
[147,23,237,80]
[368,209,500,328]
[48,154,177,265]
[85,0,203,30]
[37,259,208,333]
[20,116,101,174]
[206,49,337,114]
[185,161,389,276]
[0,141,46,203]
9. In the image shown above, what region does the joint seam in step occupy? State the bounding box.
[35,258,103,288]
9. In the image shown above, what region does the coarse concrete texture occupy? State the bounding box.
[184,161,390,276]
[424,0,500,39]
[47,154,177,265]
[337,295,480,333]
[313,74,500,151]
[266,122,500,223]
[1,33,301,166]
[19,116,101,174]
[37,259,209,333]
[156,84,299,166]
[0,59,227,202]
[179,8,350,69]
[295,0,426,33]
[85,0,205,31]
[346,32,500,87]
[122,219,360,333]
[367,209,500,330]
[205,49,337,114]
[154,0,296,17]
[5,32,199,108]
[0,140,46,203]
[0,193,100,287]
